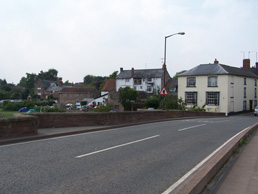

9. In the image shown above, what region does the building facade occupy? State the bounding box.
[58,87,100,107]
[34,77,64,100]
[116,65,171,94]
[178,59,258,115]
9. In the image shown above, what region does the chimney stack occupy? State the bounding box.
[214,59,219,64]
[256,62,258,69]
[243,59,250,70]
[120,67,123,72]
[131,68,134,78]
[57,77,63,86]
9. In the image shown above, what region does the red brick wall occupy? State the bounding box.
[33,110,225,128]
[0,116,38,138]
[0,111,224,139]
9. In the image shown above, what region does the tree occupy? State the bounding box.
[109,71,118,79]
[37,69,58,80]
[172,70,187,80]
[24,73,37,97]
[119,87,139,111]
[0,79,7,86]
[18,77,26,87]
[83,75,106,85]
[63,80,72,85]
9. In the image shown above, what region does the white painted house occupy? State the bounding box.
[116,66,171,94]
[178,59,258,115]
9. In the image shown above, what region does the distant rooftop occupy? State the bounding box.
[116,68,164,79]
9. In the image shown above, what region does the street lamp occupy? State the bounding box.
[163,32,185,110]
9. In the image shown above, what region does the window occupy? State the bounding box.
[147,86,153,92]
[185,92,197,105]
[243,101,247,111]
[146,78,152,82]
[206,92,220,105]
[255,79,257,86]
[254,100,257,108]
[37,88,41,95]
[208,76,218,87]
[244,87,246,98]
[255,88,257,98]
[244,78,246,85]
[125,79,130,82]
[187,77,196,87]
[134,79,142,85]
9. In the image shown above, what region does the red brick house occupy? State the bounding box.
[34,77,63,100]
[59,87,100,107]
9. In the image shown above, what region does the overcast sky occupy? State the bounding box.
[0,0,257,84]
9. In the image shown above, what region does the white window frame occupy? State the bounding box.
[185,92,197,105]
[208,76,218,87]
[206,92,220,105]
[187,77,196,87]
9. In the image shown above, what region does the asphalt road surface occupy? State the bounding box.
[1,115,257,194]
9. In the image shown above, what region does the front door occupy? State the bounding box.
[249,100,253,111]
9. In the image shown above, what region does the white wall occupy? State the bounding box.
[116,78,162,93]
[178,75,258,115]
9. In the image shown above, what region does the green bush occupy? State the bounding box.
[188,104,206,112]
[144,96,161,109]
[3,100,56,111]
[158,96,186,110]
[34,106,65,112]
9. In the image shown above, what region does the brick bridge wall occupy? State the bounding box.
[0,110,225,139]
[33,110,225,128]
[0,115,38,138]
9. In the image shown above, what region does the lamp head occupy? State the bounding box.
[178,32,185,35]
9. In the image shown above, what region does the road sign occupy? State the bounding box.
[159,87,168,95]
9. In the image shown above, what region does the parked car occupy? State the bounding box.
[254,106,258,116]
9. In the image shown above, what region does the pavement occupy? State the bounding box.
[1,120,258,194]
[211,128,258,194]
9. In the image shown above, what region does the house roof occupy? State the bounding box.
[178,63,258,78]
[40,80,60,89]
[102,79,116,92]
[116,68,164,79]
[60,87,97,93]
[46,83,64,92]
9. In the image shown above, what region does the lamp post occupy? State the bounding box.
[163,32,185,110]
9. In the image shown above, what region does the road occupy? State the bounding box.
[1,115,257,194]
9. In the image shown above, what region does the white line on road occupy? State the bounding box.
[162,126,251,194]
[214,120,231,123]
[75,135,160,158]
[178,124,206,132]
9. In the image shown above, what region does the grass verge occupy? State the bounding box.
[0,109,16,118]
